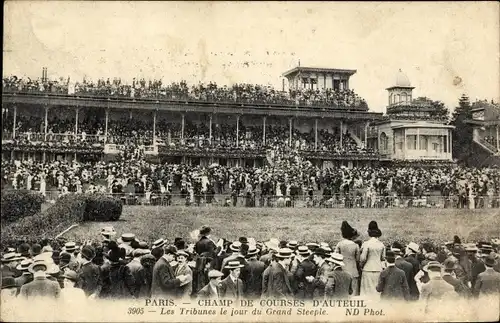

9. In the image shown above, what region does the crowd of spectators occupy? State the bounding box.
[2,112,371,154]
[2,154,499,208]
[3,75,368,110]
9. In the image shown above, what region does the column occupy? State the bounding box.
[449,130,452,157]
[289,118,293,146]
[181,114,185,140]
[404,129,407,158]
[42,151,46,163]
[314,119,318,150]
[496,125,499,151]
[209,114,213,146]
[323,73,326,89]
[364,122,369,148]
[44,106,48,141]
[417,129,420,150]
[340,121,343,148]
[105,109,109,143]
[75,108,79,140]
[153,110,157,145]
[236,115,240,148]
[262,116,266,146]
[12,105,17,139]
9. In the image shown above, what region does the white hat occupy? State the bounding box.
[407,242,419,254]
[327,252,345,267]
[208,270,224,278]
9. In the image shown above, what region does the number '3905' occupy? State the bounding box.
[128,307,144,315]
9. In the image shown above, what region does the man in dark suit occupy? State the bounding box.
[325,253,353,299]
[466,245,486,288]
[294,248,317,299]
[124,248,149,298]
[442,259,471,298]
[404,242,421,300]
[473,254,500,297]
[19,259,61,300]
[240,246,265,298]
[264,248,294,299]
[393,248,415,298]
[219,261,244,299]
[76,245,102,298]
[307,247,330,299]
[376,250,409,301]
[197,270,223,299]
[151,246,188,297]
[195,226,217,257]
[1,252,23,279]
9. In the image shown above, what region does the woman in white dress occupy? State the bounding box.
[359,221,386,299]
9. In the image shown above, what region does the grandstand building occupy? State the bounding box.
[368,70,454,163]
[465,101,500,166]
[2,66,387,168]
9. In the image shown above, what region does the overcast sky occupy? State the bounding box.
[3,1,499,113]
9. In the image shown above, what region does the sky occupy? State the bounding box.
[3,1,499,113]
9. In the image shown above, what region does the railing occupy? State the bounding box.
[475,137,499,155]
[11,189,500,209]
[2,89,370,111]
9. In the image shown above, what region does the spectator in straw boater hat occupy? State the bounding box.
[151,238,166,261]
[307,247,330,299]
[294,246,317,300]
[19,259,61,299]
[464,243,485,288]
[473,253,500,297]
[174,250,193,299]
[335,221,361,296]
[290,245,309,274]
[124,247,150,299]
[360,221,385,298]
[263,248,294,299]
[15,259,33,287]
[325,252,353,298]
[240,245,265,299]
[1,252,24,278]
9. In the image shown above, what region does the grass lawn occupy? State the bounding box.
[62,206,500,247]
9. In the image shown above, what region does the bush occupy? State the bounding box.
[1,193,123,247]
[84,194,123,221]
[1,190,45,226]
[1,194,87,247]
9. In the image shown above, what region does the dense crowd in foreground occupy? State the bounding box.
[3,75,368,109]
[2,155,500,208]
[1,221,499,314]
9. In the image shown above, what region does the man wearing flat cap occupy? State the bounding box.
[197,270,223,299]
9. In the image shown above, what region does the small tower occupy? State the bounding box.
[386,69,415,106]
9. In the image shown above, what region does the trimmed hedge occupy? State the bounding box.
[1,194,122,247]
[84,194,123,221]
[1,190,45,226]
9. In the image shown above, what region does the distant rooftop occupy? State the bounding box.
[386,69,414,89]
[282,66,357,78]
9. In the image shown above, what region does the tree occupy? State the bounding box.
[450,94,473,163]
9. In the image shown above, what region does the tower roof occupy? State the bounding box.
[386,69,414,90]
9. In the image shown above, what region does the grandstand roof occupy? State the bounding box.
[282,67,357,78]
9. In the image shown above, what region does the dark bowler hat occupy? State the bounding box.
[313,247,328,258]
[199,226,211,236]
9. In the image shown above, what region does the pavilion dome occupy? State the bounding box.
[394,69,411,87]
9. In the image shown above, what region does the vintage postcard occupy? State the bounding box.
[1,1,499,322]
